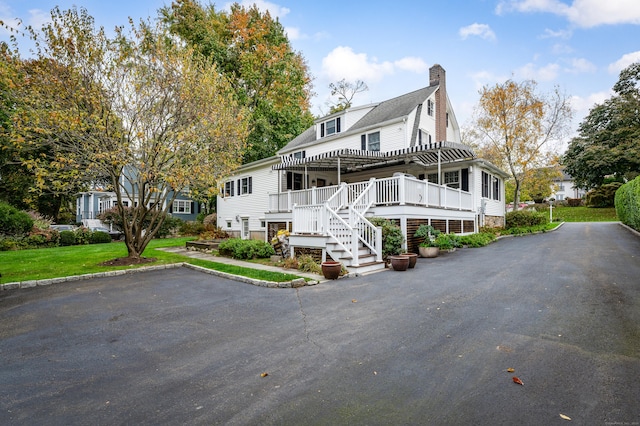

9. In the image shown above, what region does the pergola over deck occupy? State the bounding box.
[271,141,477,185]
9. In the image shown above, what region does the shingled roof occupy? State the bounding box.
[279,85,438,154]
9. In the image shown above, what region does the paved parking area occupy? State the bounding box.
[1,222,639,425]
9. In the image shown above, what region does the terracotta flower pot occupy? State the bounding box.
[389,255,410,271]
[400,253,418,268]
[321,261,342,279]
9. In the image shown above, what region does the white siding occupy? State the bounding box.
[217,159,279,238]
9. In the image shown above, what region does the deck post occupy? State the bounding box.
[399,175,406,205]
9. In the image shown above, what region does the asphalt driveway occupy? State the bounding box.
[1,222,639,425]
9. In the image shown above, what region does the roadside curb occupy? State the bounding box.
[619,222,640,237]
[495,221,564,241]
[1,262,321,292]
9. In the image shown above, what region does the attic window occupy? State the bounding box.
[427,100,434,116]
[320,117,341,137]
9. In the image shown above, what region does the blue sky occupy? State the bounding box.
[2,0,640,142]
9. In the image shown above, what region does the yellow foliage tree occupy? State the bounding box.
[8,7,250,260]
[470,80,572,210]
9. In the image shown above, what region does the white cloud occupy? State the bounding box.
[224,0,290,18]
[515,62,560,81]
[551,43,573,55]
[570,91,611,115]
[285,26,303,40]
[608,51,640,74]
[394,56,429,73]
[459,23,496,41]
[540,28,572,39]
[321,46,427,83]
[496,0,640,28]
[565,57,596,73]
[26,8,48,31]
[469,70,506,90]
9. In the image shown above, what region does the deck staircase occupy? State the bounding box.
[291,179,385,275]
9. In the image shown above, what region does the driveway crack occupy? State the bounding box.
[295,288,326,358]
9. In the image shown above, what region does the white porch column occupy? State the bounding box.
[337,157,341,184]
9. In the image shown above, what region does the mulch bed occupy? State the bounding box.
[99,257,157,267]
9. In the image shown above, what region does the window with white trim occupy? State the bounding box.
[427,99,434,116]
[224,180,234,197]
[239,177,252,195]
[418,129,431,145]
[482,171,501,201]
[320,117,341,137]
[360,131,380,152]
[292,150,306,160]
[444,170,459,189]
[173,200,191,214]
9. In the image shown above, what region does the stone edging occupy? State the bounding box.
[1,263,320,292]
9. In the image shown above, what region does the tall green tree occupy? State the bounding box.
[7,7,250,260]
[162,0,314,163]
[563,62,640,189]
[470,79,572,210]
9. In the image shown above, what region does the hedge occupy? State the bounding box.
[0,201,34,237]
[615,176,640,231]
[505,210,547,228]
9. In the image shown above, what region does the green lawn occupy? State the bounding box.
[0,237,304,284]
[547,206,618,222]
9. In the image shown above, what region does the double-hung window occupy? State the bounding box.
[361,131,380,152]
[173,200,191,214]
[427,99,434,116]
[320,117,341,137]
[482,171,501,200]
[418,130,431,145]
[239,177,252,195]
[224,180,235,197]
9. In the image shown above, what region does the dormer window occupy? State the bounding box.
[320,117,341,137]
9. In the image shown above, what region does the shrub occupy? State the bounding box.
[218,238,275,260]
[615,176,640,231]
[459,232,496,247]
[435,233,462,250]
[157,216,183,238]
[0,202,34,237]
[369,217,404,259]
[90,231,113,244]
[297,255,321,274]
[505,210,546,228]
[59,230,76,246]
[179,221,206,236]
[203,213,217,226]
[282,257,299,269]
[585,182,623,207]
[414,224,441,247]
[73,227,92,245]
[197,224,229,240]
[566,198,583,207]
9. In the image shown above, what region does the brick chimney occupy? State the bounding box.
[429,64,447,142]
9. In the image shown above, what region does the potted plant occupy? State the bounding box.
[399,252,418,268]
[434,233,462,252]
[414,224,441,258]
[321,260,342,279]
[389,255,411,271]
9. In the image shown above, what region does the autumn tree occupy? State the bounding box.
[470,80,572,210]
[7,7,250,260]
[327,79,368,114]
[162,0,314,164]
[563,62,640,189]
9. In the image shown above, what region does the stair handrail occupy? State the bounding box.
[323,184,353,258]
[348,178,382,263]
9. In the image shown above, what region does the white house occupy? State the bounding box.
[551,170,586,201]
[217,65,508,274]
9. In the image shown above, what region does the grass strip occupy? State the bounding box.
[0,237,305,284]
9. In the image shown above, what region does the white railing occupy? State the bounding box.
[271,176,473,212]
[349,178,382,263]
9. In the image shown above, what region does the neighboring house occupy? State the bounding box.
[76,177,201,226]
[217,64,508,274]
[551,170,586,201]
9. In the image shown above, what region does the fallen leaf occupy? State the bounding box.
[507,368,515,373]
[260,372,268,377]
[512,376,524,385]
[351,299,357,303]
[373,371,377,375]
[559,413,571,421]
